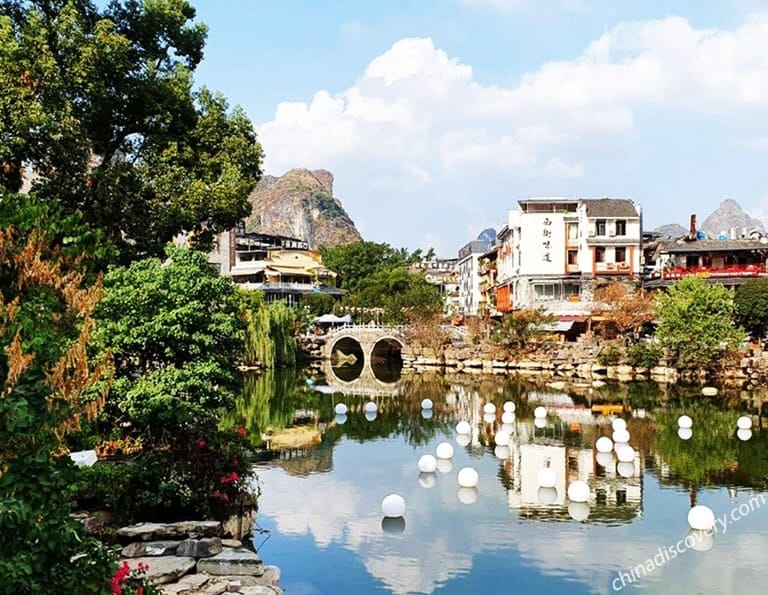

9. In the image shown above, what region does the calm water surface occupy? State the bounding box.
[236,367,768,595]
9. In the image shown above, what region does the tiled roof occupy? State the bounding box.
[582,198,639,218]
[657,238,768,253]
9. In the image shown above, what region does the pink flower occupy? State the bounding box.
[197,439,206,449]
[237,427,246,437]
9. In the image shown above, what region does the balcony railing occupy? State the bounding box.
[659,264,767,280]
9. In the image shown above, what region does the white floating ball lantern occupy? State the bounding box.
[737,428,753,442]
[436,458,453,474]
[456,433,471,447]
[334,413,347,425]
[365,401,378,413]
[567,480,590,503]
[687,505,715,531]
[456,420,471,435]
[501,422,515,434]
[568,501,590,522]
[483,412,496,424]
[688,529,714,552]
[418,454,437,473]
[421,398,434,410]
[483,403,496,415]
[612,429,630,444]
[596,451,614,468]
[701,386,718,396]
[501,411,515,424]
[677,428,692,440]
[418,472,436,489]
[494,445,510,460]
[617,461,636,478]
[458,486,479,505]
[457,467,479,488]
[494,430,511,446]
[436,441,454,459]
[534,406,547,419]
[737,416,752,430]
[537,486,558,505]
[503,401,516,413]
[678,415,693,429]
[612,418,627,432]
[365,411,377,422]
[334,403,348,415]
[421,409,433,420]
[595,436,613,453]
[534,418,547,429]
[616,445,635,463]
[613,442,628,453]
[537,467,557,488]
[381,494,406,518]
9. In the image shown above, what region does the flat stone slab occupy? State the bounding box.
[126,556,196,585]
[177,537,223,558]
[117,521,222,542]
[197,549,265,576]
[122,540,181,557]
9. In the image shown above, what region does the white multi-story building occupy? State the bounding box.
[496,197,642,316]
[457,239,492,316]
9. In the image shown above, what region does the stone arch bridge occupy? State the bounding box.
[321,323,407,374]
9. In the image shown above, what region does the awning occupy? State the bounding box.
[314,313,352,324]
[540,321,575,332]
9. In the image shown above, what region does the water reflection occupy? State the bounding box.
[246,369,768,595]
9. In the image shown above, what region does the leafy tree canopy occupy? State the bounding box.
[655,276,744,370]
[733,277,768,336]
[0,0,263,261]
[94,245,245,437]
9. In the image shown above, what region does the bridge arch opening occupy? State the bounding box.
[370,338,403,382]
[330,337,364,382]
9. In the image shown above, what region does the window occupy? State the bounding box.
[615,246,626,263]
[567,250,578,266]
[615,220,626,236]
[534,284,556,301]
[596,219,607,236]
[595,247,606,263]
[567,223,579,240]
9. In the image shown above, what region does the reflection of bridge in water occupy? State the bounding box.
[317,360,404,397]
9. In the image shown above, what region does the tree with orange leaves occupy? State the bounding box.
[593,282,656,340]
[0,192,117,592]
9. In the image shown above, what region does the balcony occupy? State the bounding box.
[659,264,767,280]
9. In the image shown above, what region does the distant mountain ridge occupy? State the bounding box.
[245,168,362,249]
[653,199,765,238]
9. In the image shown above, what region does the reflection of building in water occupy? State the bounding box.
[504,420,643,522]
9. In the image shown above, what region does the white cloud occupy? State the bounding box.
[256,15,768,252]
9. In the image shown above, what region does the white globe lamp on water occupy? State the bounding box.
[678,415,693,429]
[568,501,590,522]
[418,454,437,473]
[687,505,715,531]
[595,436,613,453]
[381,494,406,518]
[456,433,471,447]
[567,480,590,503]
[501,411,515,424]
[616,445,635,463]
[612,429,630,444]
[456,420,471,435]
[436,441,454,459]
[612,418,627,432]
[483,402,496,415]
[737,416,752,430]
[534,406,547,419]
[494,430,511,446]
[334,403,347,415]
[457,467,479,488]
[421,398,434,410]
[537,467,556,489]
[503,401,516,413]
[678,428,692,440]
[365,401,377,413]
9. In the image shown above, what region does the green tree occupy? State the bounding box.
[492,309,557,351]
[655,276,743,370]
[734,277,768,337]
[319,241,425,292]
[0,0,262,261]
[94,245,244,438]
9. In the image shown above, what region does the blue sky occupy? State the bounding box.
[191,0,768,257]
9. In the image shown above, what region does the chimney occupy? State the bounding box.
[689,214,697,240]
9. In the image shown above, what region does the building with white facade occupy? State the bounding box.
[495,197,642,317]
[457,239,491,317]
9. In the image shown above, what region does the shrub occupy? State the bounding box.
[627,342,662,369]
[597,345,623,366]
